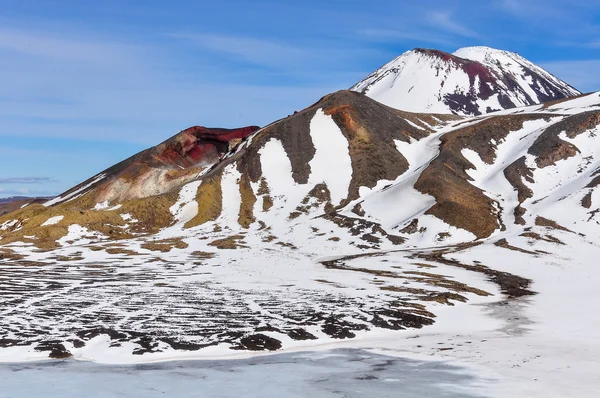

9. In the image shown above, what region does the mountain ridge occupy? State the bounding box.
[351,46,580,116]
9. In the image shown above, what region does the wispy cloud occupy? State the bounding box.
[0,177,56,184]
[360,29,456,46]
[495,0,595,29]
[0,28,142,66]
[497,0,524,13]
[169,33,310,69]
[554,39,600,49]
[428,11,479,38]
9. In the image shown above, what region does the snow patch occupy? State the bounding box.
[57,225,105,246]
[308,109,353,205]
[41,215,64,227]
[1,220,19,231]
[94,201,110,210]
[169,181,201,224]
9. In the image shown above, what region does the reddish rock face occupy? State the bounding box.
[154,126,260,169]
[46,125,261,205]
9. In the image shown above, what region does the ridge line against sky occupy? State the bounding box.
[1,0,599,197]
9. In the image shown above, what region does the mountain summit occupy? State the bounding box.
[351,46,580,116]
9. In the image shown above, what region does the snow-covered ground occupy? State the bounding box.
[1,227,599,396]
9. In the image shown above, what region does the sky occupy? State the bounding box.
[1,0,600,198]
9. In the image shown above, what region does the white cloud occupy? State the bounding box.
[0,28,142,66]
[428,11,479,38]
[498,0,524,13]
[360,29,456,46]
[170,33,309,68]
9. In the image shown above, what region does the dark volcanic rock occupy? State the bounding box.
[35,341,73,359]
[233,334,282,351]
[321,315,369,339]
[287,328,318,341]
[48,344,72,359]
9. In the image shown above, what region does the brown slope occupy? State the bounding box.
[50,125,260,205]
[2,90,456,248]
[415,108,600,237]
[225,90,455,207]
[414,114,551,238]
[529,110,600,168]
[0,91,456,247]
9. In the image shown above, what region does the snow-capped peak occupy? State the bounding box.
[351,46,580,116]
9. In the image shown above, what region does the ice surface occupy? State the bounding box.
[0,349,487,398]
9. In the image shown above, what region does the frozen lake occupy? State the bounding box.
[0,349,489,397]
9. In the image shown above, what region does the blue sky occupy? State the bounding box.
[1,0,600,197]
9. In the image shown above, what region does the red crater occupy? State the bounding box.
[154,125,261,169]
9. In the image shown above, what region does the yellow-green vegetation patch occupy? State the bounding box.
[262,196,273,212]
[0,247,25,261]
[53,252,85,262]
[190,251,216,259]
[105,248,142,256]
[261,235,277,243]
[185,172,223,228]
[402,271,491,296]
[238,174,257,228]
[257,178,273,212]
[118,192,178,234]
[420,292,468,305]
[0,195,139,249]
[140,238,189,253]
[208,235,247,250]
